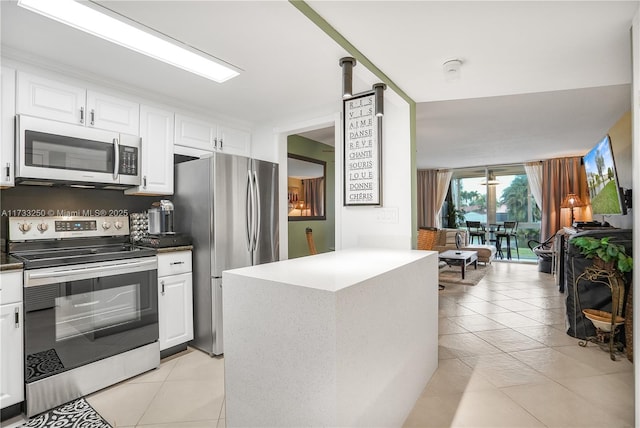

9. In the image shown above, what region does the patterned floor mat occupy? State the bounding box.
[23,398,111,428]
[25,349,64,382]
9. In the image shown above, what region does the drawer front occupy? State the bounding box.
[158,251,192,277]
[0,271,23,304]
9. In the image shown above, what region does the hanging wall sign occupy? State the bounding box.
[343,91,382,206]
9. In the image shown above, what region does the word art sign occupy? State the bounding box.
[343,91,381,206]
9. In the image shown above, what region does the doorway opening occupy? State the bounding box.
[287,127,336,258]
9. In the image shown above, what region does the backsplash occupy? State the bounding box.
[1,185,163,238]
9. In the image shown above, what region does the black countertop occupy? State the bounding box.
[0,252,24,271]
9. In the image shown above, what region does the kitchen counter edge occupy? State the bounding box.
[1,253,24,271]
[154,245,194,253]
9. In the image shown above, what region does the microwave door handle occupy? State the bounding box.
[113,138,120,180]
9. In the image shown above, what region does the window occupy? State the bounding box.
[450,164,541,260]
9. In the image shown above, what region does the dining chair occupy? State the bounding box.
[465,221,485,244]
[305,227,318,255]
[495,221,519,260]
[528,234,555,273]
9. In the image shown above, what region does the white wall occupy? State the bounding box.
[605,111,633,229]
[339,87,412,250]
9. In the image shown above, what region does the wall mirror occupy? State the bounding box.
[288,154,326,220]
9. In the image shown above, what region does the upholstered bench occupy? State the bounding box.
[461,244,496,264]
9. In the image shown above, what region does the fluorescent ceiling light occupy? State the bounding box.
[17,0,240,83]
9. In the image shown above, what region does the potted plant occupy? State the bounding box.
[445,204,466,229]
[571,236,633,274]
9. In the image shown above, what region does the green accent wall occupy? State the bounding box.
[288,135,335,258]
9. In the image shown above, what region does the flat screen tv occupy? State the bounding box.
[583,135,626,215]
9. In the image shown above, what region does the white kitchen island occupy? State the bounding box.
[222,248,439,427]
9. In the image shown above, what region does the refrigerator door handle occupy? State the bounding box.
[245,169,253,252]
[253,171,261,251]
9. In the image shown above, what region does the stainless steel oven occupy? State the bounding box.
[16,115,140,188]
[9,216,159,417]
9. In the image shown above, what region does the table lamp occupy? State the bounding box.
[561,193,585,225]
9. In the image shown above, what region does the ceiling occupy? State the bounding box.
[1,1,637,169]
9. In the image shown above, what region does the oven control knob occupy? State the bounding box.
[114,221,124,230]
[37,223,49,232]
[102,222,112,230]
[18,222,32,233]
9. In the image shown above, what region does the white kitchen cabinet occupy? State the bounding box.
[175,113,250,156]
[86,90,140,135]
[17,71,139,134]
[0,270,24,410]
[217,125,250,156]
[157,251,193,351]
[17,71,84,125]
[174,114,216,151]
[125,105,174,196]
[1,66,16,188]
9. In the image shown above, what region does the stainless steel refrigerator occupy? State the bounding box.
[174,153,279,355]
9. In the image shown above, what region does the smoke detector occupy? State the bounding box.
[443,59,463,81]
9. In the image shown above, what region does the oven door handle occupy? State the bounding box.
[25,259,157,285]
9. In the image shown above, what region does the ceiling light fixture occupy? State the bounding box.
[372,83,386,117]
[480,173,500,186]
[443,59,463,81]
[17,0,240,83]
[339,57,356,98]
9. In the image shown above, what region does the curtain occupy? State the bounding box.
[524,161,543,210]
[417,169,452,228]
[436,170,453,228]
[540,156,588,241]
[303,177,324,216]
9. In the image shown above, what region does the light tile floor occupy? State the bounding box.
[87,348,226,428]
[3,348,227,428]
[4,262,634,427]
[404,262,635,428]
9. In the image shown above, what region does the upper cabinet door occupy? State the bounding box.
[1,66,16,188]
[217,125,250,156]
[125,104,174,196]
[174,114,215,151]
[17,72,140,135]
[17,71,86,125]
[86,90,139,135]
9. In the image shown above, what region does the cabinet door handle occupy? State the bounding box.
[5,162,10,180]
[143,176,147,188]
[14,307,19,328]
[161,280,165,295]
[170,261,184,265]
[213,137,218,150]
[90,109,95,125]
[219,138,223,149]
[80,106,84,124]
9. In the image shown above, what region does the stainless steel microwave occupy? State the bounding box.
[16,115,141,188]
